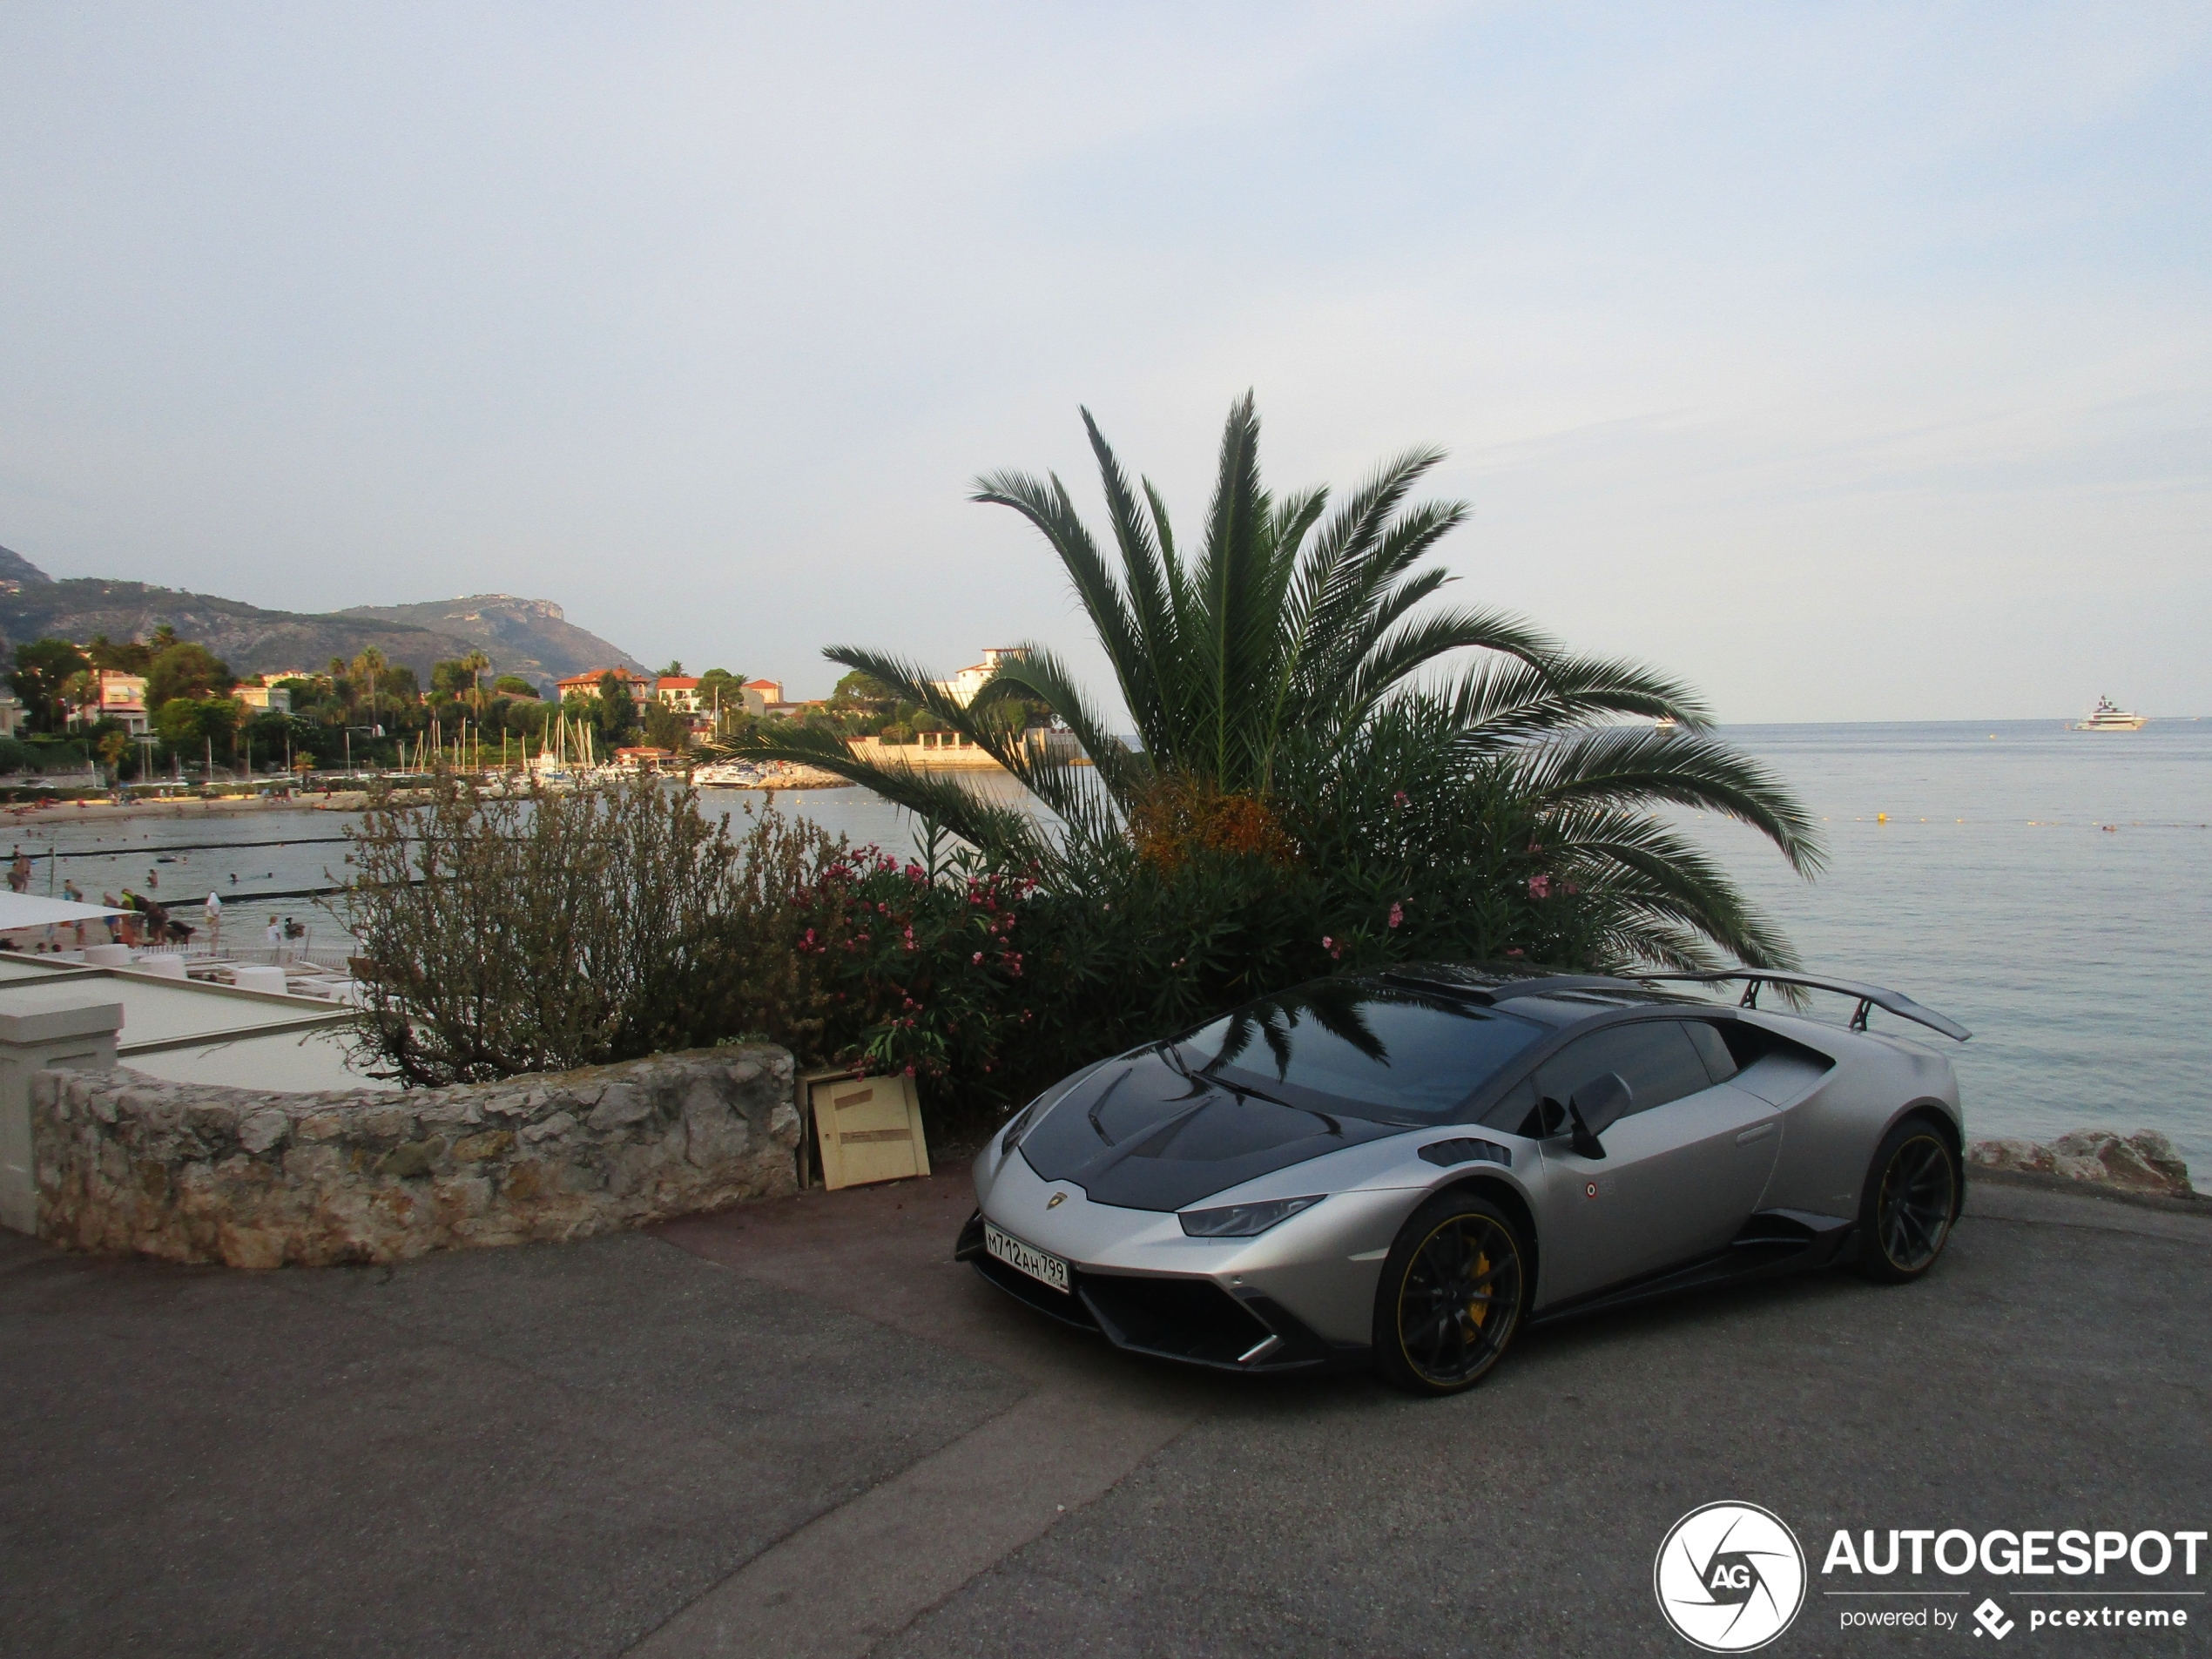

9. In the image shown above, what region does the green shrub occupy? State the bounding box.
[341,772,1603,1137]
[341,776,838,1085]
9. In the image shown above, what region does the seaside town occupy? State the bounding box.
[3,10,2206,1659]
[0,627,1044,798]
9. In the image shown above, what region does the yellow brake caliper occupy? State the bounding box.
[1467,1238,1490,1330]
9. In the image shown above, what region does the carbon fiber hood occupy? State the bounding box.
[1015,1049,1401,1211]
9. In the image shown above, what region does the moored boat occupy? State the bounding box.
[691,760,764,787]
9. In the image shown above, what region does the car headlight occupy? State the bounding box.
[1178,1195,1326,1238]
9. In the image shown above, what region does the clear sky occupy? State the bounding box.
[2,3,2206,719]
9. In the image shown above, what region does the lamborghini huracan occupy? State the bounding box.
[956,965,1971,1394]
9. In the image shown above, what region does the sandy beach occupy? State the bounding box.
[0,792,380,824]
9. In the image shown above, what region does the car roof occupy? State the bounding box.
[1371,963,1714,1031]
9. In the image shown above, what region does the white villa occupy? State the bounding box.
[934,646,1028,707]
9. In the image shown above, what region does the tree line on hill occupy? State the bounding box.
[0,630,762,779]
[1,624,1052,785]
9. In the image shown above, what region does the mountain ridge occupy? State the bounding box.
[0,550,643,691]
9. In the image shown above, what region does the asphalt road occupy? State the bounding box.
[3,1174,2206,1658]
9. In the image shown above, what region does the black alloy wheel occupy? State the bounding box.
[1857,1117,1960,1283]
[1372,1191,1527,1396]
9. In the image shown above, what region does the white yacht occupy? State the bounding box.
[691,759,764,787]
[2072,697,2147,732]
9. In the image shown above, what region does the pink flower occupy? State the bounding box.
[1386,902,1403,929]
[972,951,983,964]
[1322,935,1342,961]
[1506,948,1524,958]
[1527,874,1552,899]
[1393,791,1409,807]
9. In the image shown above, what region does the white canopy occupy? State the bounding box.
[0,892,129,929]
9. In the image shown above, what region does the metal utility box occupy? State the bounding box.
[802,1069,931,1190]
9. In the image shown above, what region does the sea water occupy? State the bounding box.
[1694,719,2212,1171]
[20,719,2205,1168]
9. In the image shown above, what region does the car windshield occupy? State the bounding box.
[1174,985,1545,1123]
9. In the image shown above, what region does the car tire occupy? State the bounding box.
[1371,1190,1528,1396]
[1855,1116,1960,1284]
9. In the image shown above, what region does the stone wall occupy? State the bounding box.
[33,1045,799,1268]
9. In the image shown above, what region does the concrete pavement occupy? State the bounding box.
[3,1173,2207,1657]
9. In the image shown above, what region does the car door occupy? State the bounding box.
[1534,1019,1781,1302]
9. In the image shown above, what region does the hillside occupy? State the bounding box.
[0,543,54,587]
[340,596,647,683]
[0,553,641,691]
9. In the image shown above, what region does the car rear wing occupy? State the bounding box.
[1631,969,1972,1042]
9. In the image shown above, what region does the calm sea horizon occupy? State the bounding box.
[25,717,2208,1174]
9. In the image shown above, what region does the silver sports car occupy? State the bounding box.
[957,965,1971,1395]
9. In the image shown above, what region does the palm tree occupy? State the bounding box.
[351,647,388,731]
[459,650,491,716]
[727,395,1820,968]
[61,668,99,732]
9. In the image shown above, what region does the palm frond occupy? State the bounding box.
[1513,729,1824,876]
[1440,654,1709,747]
[969,468,1160,752]
[715,721,1055,868]
[1536,802,1803,970]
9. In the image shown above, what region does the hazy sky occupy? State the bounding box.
[2,3,2206,718]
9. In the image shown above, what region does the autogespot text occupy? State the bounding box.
[1823,1527,2202,1642]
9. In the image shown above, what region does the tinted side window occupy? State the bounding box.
[1534,1022,1714,1120]
[1682,1022,1739,1084]
[1481,1077,1559,1139]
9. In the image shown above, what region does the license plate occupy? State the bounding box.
[985,1221,1070,1293]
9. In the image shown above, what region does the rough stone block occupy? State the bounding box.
[450,1130,515,1163]
[238,1109,291,1156]
[374,1139,444,1180]
[585,1083,654,1132]
[1971,1129,2193,1198]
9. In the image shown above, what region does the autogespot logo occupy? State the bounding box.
[1655,1502,1808,1652]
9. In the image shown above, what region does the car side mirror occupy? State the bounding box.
[1566,1072,1633,1158]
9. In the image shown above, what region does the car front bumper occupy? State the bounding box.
[963,1143,1414,1372]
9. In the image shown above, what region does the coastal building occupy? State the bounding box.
[94,671,150,737]
[235,684,293,716]
[740,678,782,718]
[934,646,1029,707]
[651,676,703,712]
[0,693,21,738]
[555,667,651,701]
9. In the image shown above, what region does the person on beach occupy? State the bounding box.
[204,891,222,949]
[63,879,84,904]
[145,867,158,890]
[6,847,27,894]
[266,915,282,955]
